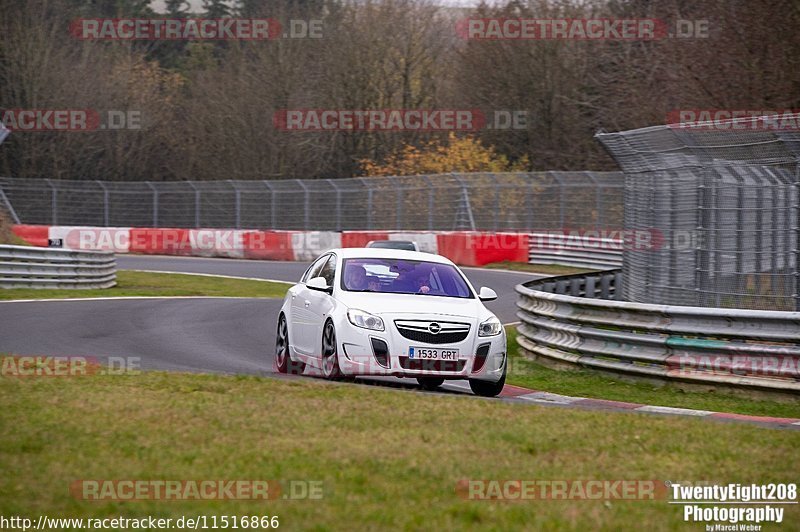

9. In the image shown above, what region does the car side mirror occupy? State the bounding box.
[478,287,497,301]
[307,276,332,294]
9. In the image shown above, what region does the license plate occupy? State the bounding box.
[408,347,460,361]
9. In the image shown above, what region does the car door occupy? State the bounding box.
[306,254,337,359]
[291,255,328,355]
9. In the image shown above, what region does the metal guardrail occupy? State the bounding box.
[528,233,623,270]
[516,270,800,394]
[0,245,116,289]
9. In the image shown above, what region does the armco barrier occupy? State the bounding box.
[0,244,116,289]
[515,270,800,394]
[528,233,623,269]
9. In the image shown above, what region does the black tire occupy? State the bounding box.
[416,377,445,391]
[275,315,305,375]
[469,368,506,397]
[321,320,344,380]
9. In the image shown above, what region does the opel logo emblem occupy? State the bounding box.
[428,322,441,334]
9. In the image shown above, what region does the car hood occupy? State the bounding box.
[335,291,483,319]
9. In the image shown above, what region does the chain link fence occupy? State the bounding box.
[597,116,800,311]
[0,172,623,232]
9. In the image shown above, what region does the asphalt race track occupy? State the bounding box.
[114,254,536,324]
[4,255,799,428]
[0,255,538,397]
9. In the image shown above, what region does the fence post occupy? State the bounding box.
[526,174,534,231]
[228,180,241,229]
[391,177,403,230]
[147,182,159,227]
[548,172,565,229]
[585,172,601,229]
[359,178,373,230]
[483,173,499,230]
[45,179,57,225]
[295,179,309,231]
[795,162,799,311]
[96,180,109,226]
[421,175,434,231]
[0,188,20,224]
[187,181,201,228]
[262,180,276,229]
[326,179,341,231]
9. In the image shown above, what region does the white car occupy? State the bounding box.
[275,248,507,396]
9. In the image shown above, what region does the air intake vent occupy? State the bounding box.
[370,338,390,368]
[472,343,491,373]
[394,320,470,345]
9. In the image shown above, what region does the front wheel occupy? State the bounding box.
[469,368,506,398]
[275,315,305,375]
[321,320,344,380]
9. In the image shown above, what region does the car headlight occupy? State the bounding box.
[347,309,385,331]
[478,316,502,337]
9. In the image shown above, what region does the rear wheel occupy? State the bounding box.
[416,377,445,391]
[275,315,305,375]
[321,320,344,380]
[469,368,506,397]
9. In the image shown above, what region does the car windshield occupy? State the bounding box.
[341,258,473,298]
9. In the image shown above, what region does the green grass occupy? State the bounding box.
[0,371,797,530]
[0,270,289,300]
[484,260,597,276]
[505,327,800,419]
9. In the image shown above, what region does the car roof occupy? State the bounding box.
[326,247,454,265]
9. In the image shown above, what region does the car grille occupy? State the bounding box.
[399,357,466,372]
[394,320,471,345]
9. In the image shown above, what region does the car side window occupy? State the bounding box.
[317,255,337,286]
[302,255,328,283]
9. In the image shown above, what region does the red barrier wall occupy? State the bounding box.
[243,231,295,260]
[11,225,49,247]
[128,228,192,255]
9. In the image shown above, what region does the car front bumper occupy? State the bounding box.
[333,314,506,382]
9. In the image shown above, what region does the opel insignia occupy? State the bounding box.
[275,248,507,397]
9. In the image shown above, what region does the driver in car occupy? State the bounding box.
[345,265,369,291]
[415,276,431,294]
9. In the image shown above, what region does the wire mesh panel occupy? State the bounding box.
[0,172,624,233]
[597,115,800,311]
